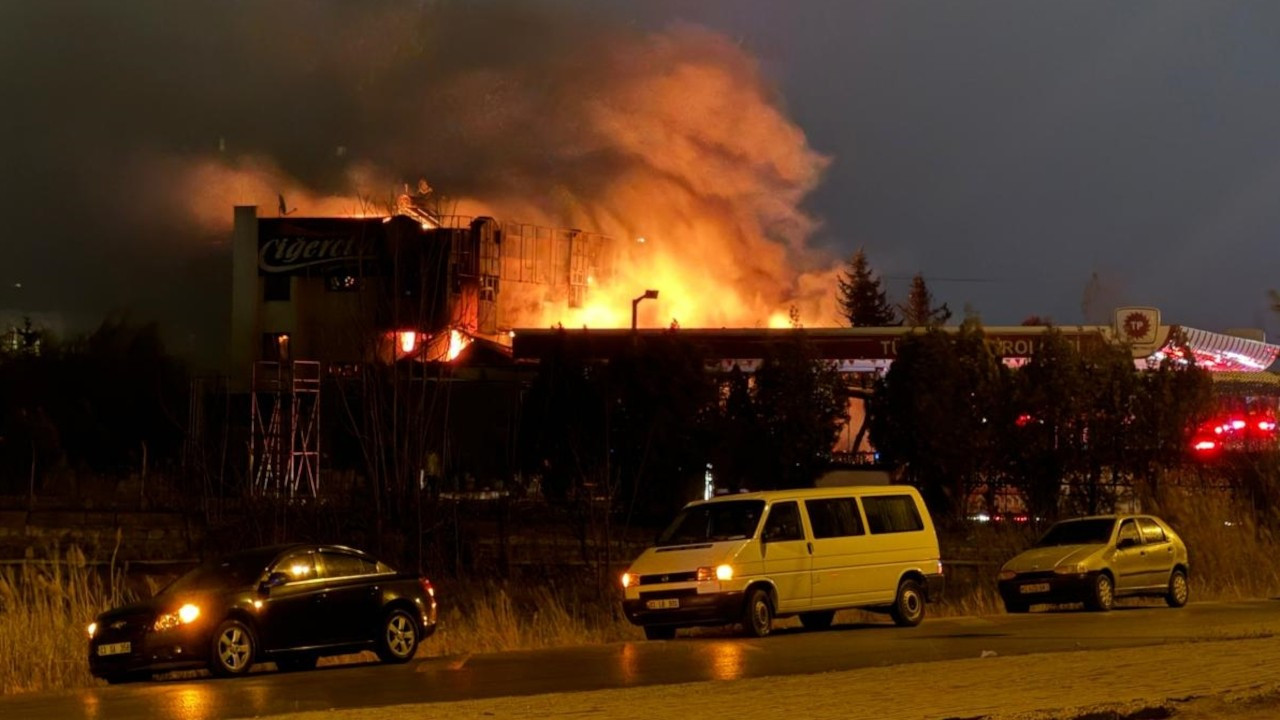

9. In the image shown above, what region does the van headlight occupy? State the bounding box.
[697,565,734,582]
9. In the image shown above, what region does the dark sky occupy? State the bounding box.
[4,0,1280,356]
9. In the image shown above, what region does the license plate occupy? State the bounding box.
[646,598,680,610]
[1020,583,1050,594]
[97,642,132,656]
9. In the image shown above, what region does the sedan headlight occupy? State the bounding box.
[153,603,201,632]
[1054,563,1088,575]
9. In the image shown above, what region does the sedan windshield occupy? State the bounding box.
[1035,519,1116,547]
[657,500,765,547]
[158,552,273,596]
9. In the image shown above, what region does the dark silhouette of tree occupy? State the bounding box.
[746,333,851,489]
[899,273,952,327]
[837,249,897,327]
[1020,315,1052,326]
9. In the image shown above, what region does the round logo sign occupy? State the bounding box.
[1122,311,1152,341]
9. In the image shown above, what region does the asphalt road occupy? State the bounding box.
[5,600,1279,720]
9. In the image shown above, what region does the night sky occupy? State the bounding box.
[4,1,1280,363]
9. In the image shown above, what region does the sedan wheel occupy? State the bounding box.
[1086,573,1114,612]
[209,619,256,677]
[1166,569,1190,608]
[376,608,420,663]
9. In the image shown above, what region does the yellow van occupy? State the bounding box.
[620,486,944,639]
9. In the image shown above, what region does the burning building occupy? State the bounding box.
[230,205,613,390]
[228,204,613,496]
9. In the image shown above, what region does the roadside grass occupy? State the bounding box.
[5,485,1280,695]
[0,544,128,695]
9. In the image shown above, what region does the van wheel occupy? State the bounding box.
[890,578,925,627]
[1166,569,1189,608]
[643,626,676,640]
[741,587,773,638]
[799,611,835,631]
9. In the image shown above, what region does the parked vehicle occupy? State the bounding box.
[997,514,1190,613]
[88,543,437,683]
[620,486,944,639]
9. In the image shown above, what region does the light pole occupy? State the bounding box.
[631,289,659,330]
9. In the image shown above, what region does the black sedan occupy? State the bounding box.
[87,543,438,683]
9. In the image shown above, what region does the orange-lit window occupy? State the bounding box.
[262,333,291,362]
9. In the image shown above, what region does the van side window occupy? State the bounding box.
[1137,518,1166,544]
[863,495,924,534]
[762,501,804,542]
[805,498,864,539]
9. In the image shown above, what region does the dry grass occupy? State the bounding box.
[0,544,127,695]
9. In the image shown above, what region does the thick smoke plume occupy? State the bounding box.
[1,1,839,346]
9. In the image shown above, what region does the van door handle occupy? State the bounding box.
[806,542,813,555]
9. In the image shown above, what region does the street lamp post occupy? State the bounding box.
[631,289,659,330]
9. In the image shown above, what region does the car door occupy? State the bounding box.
[1135,518,1176,589]
[1111,519,1146,592]
[316,549,383,644]
[758,501,812,613]
[803,497,868,607]
[258,550,326,651]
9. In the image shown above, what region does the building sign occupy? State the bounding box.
[1115,306,1160,346]
[257,219,381,275]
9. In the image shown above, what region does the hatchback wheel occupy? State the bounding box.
[1085,573,1114,612]
[741,587,773,638]
[209,619,256,677]
[1166,569,1190,608]
[376,608,420,663]
[890,578,926,627]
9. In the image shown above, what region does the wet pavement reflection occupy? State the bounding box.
[4,600,1279,720]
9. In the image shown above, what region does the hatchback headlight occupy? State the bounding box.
[1054,563,1088,575]
[153,603,201,632]
[997,570,1016,581]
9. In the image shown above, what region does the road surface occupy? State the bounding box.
[3,599,1278,720]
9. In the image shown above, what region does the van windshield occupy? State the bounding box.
[1035,518,1116,547]
[657,500,765,547]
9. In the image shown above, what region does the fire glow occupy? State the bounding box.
[176,23,843,333]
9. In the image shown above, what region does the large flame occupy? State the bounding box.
[161,19,842,330]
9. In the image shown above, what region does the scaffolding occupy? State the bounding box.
[250,360,322,496]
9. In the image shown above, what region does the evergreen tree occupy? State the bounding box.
[837,249,897,327]
[899,273,952,327]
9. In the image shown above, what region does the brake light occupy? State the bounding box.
[420,577,435,599]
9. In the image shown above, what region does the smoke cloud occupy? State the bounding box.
[0,0,838,356]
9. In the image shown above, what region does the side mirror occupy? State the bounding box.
[258,571,289,594]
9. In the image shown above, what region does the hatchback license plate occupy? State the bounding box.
[97,642,131,656]
[646,598,680,610]
[1020,583,1050,594]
